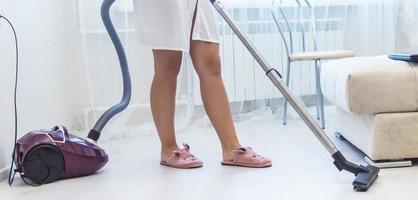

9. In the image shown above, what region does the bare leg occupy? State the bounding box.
[190,41,241,161]
[151,50,182,161]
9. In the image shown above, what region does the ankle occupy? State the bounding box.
[161,144,179,161]
[221,143,242,161]
[222,142,241,151]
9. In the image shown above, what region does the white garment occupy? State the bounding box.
[136,0,220,52]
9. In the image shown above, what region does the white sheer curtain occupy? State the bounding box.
[63,0,409,140]
[341,0,397,56]
[396,0,418,52]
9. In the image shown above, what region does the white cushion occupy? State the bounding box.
[321,56,418,114]
[289,50,354,62]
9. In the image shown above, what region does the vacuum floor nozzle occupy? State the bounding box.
[353,165,379,191]
[332,151,380,191]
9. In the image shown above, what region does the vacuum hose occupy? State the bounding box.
[88,0,132,142]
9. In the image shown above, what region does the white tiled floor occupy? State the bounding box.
[1,107,418,200]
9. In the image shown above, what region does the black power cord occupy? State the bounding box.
[0,14,20,186]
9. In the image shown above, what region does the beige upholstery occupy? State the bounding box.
[336,107,418,161]
[322,55,418,160]
[289,50,354,62]
[321,56,418,114]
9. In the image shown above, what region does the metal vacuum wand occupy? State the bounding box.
[210,0,379,191]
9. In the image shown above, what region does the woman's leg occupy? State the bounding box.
[190,41,241,161]
[151,50,183,161]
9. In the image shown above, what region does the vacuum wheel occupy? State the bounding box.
[23,145,64,184]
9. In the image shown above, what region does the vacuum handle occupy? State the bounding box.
[88,0,132,142]
[211,0,338,155]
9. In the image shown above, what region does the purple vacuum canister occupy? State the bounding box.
[14,126,108,184]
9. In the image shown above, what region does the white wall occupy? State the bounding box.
[0,0,75,175]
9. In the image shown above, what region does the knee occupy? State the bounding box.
[154,65,181,80]
[153,51,182,80]
[195,53,222,79]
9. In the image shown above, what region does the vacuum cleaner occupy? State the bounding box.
[210,0,379,191]
[8,0,131,185]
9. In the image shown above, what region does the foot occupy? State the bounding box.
[222,147,272,168]
[160,143,203,169]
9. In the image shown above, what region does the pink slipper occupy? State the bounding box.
[160,143,203,169]
[221,147,272,168]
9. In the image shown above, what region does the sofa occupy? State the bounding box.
[321,56,418,162]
